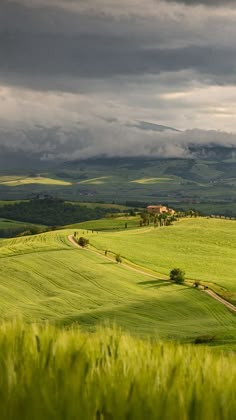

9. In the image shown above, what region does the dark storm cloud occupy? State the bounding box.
[1,0,236,91]
[1,31,236,91]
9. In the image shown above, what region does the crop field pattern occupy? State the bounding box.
[0,225,236,348]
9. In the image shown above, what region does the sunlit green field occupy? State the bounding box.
[0,176,71,186]
[87,218,236,304]
[66,216,140,231]
[0,321,235,420]
[79,176,112,184]
[0,221,235,419]
[0,229,235,347]
[131,177,173,184]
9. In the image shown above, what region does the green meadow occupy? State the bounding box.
[0,218,30,229]
[0,175,71,186]
[0,218,45,238]
[79,176,112,184]
[0,228,235,347]
[86,217,236,304]
[131,177,174,184]
[66,216,140,231]
[0,218,235,418]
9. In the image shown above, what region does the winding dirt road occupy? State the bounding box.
[68,235,236,314]
[204,289,236,313]
[68,235,165,279]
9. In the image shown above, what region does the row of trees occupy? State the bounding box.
[140,212,176,227]
[139,207,204,228]
[73,233,123,263]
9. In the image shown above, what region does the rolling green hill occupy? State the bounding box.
[0,175,72,186]
[66,216,140,231]
[0,218,45,238]
[84,218,236,305]
[0,228,235,348]
[0,218,36,230]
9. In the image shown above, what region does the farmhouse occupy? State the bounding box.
[147,205,175,215]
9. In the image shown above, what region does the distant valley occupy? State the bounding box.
[1,145,236,216]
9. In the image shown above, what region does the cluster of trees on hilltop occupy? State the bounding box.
[140,211,176,227]
[0,198,121,227]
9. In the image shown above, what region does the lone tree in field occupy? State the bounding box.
[78,237,89,248]
[169,268,185,284]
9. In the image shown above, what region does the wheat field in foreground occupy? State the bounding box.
[0,321,235,420]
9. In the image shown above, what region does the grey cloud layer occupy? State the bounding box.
[1,122,236,160]
[1,32,235,90]
[1,0,236,160]
[1,0,236,91]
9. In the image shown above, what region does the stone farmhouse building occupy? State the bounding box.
[147,205,175,215]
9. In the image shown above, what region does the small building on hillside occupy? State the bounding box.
[147,205,175,215]
[147,205,168,214]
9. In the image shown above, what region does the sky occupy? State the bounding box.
[1,0,236,161]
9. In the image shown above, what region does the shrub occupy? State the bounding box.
[194,280,201,288]
[78,237,89,247]
[169,268,185,284]
[115,254,122,263]
[194,335,216,344]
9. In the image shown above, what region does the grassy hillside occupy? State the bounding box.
[0,230,235,347]
[0,175,71,186]
[0,218,45,238]
[66,216,140,231]
[87,218,236,304]
[0,218,34,229]
[0,321,235,420]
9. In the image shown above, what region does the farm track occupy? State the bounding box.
[68,235,165,280]
[205,289,236,313]
[68,235,236,315]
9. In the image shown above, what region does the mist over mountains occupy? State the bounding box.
[1,121,236,168]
